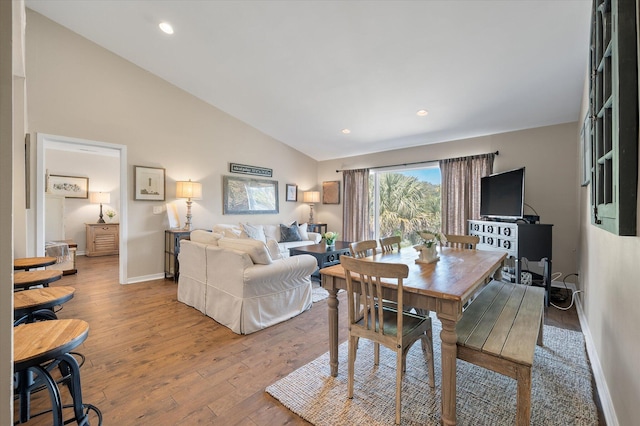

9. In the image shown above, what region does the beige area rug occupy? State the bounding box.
[311,281,330,303]
[266,316,598,425]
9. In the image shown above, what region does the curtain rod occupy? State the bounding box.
[335,150,499,173]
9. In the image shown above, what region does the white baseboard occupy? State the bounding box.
[126,273,165,284]
[574,292,619,426]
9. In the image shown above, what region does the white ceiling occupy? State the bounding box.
[25,1,592,161]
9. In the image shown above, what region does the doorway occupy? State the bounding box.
[35,133,128,284]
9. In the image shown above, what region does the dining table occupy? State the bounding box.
[320,246,507,426]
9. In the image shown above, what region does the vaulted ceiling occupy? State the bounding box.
[26,1,592,161]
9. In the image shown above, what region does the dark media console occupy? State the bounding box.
[468,219,553,305]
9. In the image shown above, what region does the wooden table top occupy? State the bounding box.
[14,319,89,370]
[14,270,63,290]
[14,286,75,312]
[320,246,507,303]
[14,256,57,271]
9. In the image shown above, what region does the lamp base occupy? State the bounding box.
[97,203,105,223]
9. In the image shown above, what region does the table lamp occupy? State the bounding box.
[302,191,320,223]
[89,192,110,223]
[176,179,202,231]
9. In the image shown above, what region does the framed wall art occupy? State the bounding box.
[47,174,89,199]
[134,165,166,201]
[286,184,298,202]
[323,180,340,204]
[223,175,279,214]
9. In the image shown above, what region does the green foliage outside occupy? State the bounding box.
[370,172,441,246]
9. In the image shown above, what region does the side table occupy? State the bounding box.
[165,229,191,281]
[307,223,328,234]
[289,241,350,280]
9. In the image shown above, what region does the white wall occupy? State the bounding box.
[23,10,318,281]
[317,122,580,278]
[45,149,120,253]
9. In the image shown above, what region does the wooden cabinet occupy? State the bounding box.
[165,230,191,281]
[86,223,119,257]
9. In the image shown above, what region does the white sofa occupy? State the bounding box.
[177,229,318,334]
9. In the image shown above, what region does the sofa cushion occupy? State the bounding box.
[297,222,309,241]
[213,224,244,239]
[218,238,273,265]
[241,223,266,242]
[280,221,302,242]
[190,230,223,246]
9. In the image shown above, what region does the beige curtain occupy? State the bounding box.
[440,153,495,235]
[342,168,370,242]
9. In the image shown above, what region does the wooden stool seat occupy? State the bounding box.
[14,319,100,425]
[14,270,63,291]
[14,256,57,271]
[14,286,75,325]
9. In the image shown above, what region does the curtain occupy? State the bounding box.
[342,168,370,242]
[440,153,495,235]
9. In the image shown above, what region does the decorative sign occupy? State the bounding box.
[229,163,273,177]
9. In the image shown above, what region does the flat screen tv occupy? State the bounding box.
[480,167,525,220]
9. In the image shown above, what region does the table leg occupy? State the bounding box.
[439,316,458,426]
[327,288,339,377]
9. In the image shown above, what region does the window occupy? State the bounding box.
[589,0,638,235]
[369,165,441,245]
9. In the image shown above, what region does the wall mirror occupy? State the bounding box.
[223,175,279,214]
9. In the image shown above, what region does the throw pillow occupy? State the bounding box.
[190,230,223,246]
[218,238,273,265]
[213,224,244,239]
[266,238,282,260]
[297,222,309,241]
[280,221,302,242]
[263,224,280,242]
[241,223,266,242]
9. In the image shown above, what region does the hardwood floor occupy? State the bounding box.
[15,255,597,425]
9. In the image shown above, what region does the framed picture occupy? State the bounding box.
[286,184,298,202]
[323,180,340,204]
[47,174,89,199]
[134,166,166,201]
[223,175,279,214]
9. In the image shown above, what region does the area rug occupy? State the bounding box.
[311,281,329,303]
[266,317,598,425]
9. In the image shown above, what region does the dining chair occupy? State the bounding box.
[443,234,480,249]
[379,235,401,253]
[340,255,434,425]
[349,240,378,258]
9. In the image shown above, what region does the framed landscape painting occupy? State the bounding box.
[134,166,166,201]
[322,180,340,204]
[48,174,89,199]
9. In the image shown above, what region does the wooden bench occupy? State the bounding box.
[456,280,545,425]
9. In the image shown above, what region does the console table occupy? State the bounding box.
[165,229,191,281]
[307,223,327,234]
[289,241,350,280]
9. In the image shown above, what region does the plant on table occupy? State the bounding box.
[323,231,339,245]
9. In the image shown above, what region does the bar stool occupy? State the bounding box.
[14,286,76,325]
[14,256,57,271]
[14,319,102,425]
[14,270,63,291]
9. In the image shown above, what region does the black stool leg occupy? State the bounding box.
[58,352,89,425]
[17,366,63,425]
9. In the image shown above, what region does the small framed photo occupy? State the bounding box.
[286,184,298,202]
[323,181,340,204]
[134,165,166,201]
[47,174,89,199]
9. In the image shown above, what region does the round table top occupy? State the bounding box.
[14,286,75,312]
[14,270,63,290]
[14,256,57,271]
[14,319,89,370]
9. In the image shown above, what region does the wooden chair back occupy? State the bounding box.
[379,236,401,253]
[340,255,409,346]
[443,234,480,249]
[349,240,378,258]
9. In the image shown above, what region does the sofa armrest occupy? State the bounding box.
[244,254,317,284]
[308,232,322,243]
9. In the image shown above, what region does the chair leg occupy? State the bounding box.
[347,336,358,399]
[374,343,380,365]
[395,348,403,425]
[423,322,435,388]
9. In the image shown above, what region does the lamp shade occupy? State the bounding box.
[176,180,202,199]
[89,192,110,204]
[303,191,320,203]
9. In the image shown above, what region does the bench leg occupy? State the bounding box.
[516,366,532,426]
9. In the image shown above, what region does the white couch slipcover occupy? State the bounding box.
[178,238,318,334]
[212,223,321,257]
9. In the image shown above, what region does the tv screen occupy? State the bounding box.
[480,167,525,219]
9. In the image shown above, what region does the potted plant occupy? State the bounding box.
[105,209,117,222]
[414,230,446,264]
[323,231,339,247]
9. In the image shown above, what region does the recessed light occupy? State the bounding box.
[416,109,429,116]
[159,22,174,35]
[341,129,351,134]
